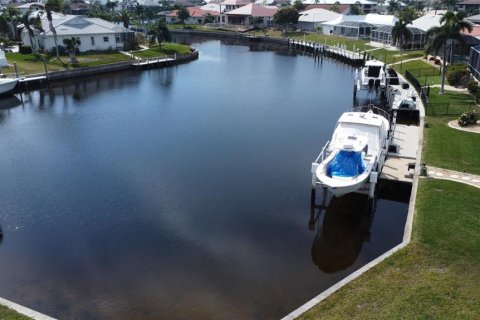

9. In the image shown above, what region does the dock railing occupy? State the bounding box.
[311,140,330,188]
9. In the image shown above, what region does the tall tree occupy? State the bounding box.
[63,37,81,63]
[117,10,133,28]
[441,0,458,11]
[45,0,64,13]
[387,0,400,14]
[350,1,362,15]
[273,7,299,34]
[23,13,38,54]
[105,1,118,12]
[45,7,60,59]
[391,19,412,56]
[1,7,21,40]
[426,11,472,93]
[147,21,171,48]
[293,0,305,11]
[177,7,190,26]
[397,6,419,24]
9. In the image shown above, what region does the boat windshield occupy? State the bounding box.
[327,150,365,178]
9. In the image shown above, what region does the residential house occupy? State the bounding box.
[370,25,427,49]
[302,0,377,14]
[21,12,134,53]
[303,4,350,15]
[297,8,341,31]
[225,3,277,26]
[468,44,480,79]
[67,0,90,15]
[219,0,250,24]
[166,7,220,24]
[409,10,446,32]
[321,14,397,38]
[14,2,44,15]
[457,0,480,13]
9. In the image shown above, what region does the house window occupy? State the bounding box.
[103,37,109,42]
[115,36,120,43]
[91,36,95,45]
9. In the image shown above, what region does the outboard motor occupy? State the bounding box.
[368,79,374,91]
[374,79,381,91]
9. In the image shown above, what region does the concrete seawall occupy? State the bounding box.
[16,50,199,92]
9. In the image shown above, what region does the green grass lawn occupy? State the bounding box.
[395,59,442,86]
[131,43,192,58]
[3,52,132,76]
[300,179,480,319]
[426,89,478,115]
[0,305,31,320]
[423,116,480,175]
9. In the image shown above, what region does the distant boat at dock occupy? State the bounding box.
[311,108,391,198]
[355,60,387,92]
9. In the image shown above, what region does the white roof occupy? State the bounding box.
[31,12,130,36]
[200,3,221,11]
[298,8,341,23]
[410,10,447,32]
[322,13,397,26]
[301,0,376,4]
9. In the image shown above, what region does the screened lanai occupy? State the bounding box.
[370,25,427,49]
[332,21,375,39]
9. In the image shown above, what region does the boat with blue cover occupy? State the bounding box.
[311,108,391,198]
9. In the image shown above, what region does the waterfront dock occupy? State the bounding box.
[380,76,425,183]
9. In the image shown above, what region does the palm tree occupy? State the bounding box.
[387,0,400,14]
[442,0,459,11]
[147,21,171,48]
[391,19,412,58]
[426,11,472,93]
[1,7,21,40]
[177,7,190,26]
[63,37,81,63]
[46,7,59,59]
[117,10,133,28]
[23,13,38,54]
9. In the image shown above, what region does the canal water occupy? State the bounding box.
[0,39,408,319]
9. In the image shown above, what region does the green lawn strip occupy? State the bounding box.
[300,179,480,320]
[395,59,442,86]
[423,116,480,175]
[426,89,478,115]
[0,305,31,320]
[368,49,424,65]
[4,52,132,76]
[132,43,192,59]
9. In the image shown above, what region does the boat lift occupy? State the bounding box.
[311,105,395,199]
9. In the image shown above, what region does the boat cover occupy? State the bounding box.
[327,151,365,178]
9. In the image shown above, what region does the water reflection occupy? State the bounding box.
[309,192,375,274]
[0,95,21,110]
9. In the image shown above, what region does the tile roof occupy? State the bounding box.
[226,3,277,17]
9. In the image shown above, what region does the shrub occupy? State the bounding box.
[446,63,469,86]
[19,45,32,54]
[458,111,478,127]
[48,45,67,56]
[467,80,479,94]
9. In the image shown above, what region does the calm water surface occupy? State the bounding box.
[0,39,408,319]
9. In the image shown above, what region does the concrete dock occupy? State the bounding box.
[380,75,425,183]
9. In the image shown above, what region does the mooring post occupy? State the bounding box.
[43,58,49,83]
[14,62,19,78]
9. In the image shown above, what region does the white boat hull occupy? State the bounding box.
[0,79,19,95]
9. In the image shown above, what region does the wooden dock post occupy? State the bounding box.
[43,58,49,83]
[14,62,19,78]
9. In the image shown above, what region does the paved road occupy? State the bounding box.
[426,166,480,188]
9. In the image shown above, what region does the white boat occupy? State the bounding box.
[0,78,19,96]
[311,109,390,198]
[355,60,387,92]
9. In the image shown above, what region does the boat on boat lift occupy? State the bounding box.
[311,107,393,198]
[355,60,387,93]
[0,77,19,96]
